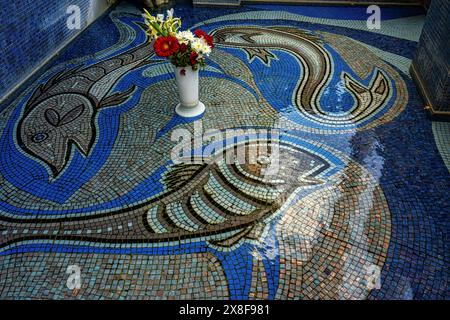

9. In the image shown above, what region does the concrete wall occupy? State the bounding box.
[411,0,450,114]
[0,0,111,101]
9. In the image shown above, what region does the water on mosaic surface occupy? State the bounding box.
[0,4,448,299]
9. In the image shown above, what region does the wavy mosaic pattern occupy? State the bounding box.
[212,25,406,132]
[0,4,448,300]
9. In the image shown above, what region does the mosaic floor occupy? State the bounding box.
[0,3,448,300]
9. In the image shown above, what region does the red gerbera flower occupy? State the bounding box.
[194,29,207,38]
[203,35,214,48]
[194,29,214,48]
[190,51,198,66]
[153,36,180,57]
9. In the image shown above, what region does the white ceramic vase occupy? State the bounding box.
[174,66,205,118]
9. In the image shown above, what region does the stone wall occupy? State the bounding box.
[0,0,111,101]
[411,0,450,114]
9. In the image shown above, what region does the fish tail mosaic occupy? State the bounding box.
[0,5,448,300]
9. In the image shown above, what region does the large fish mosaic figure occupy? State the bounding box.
[0,138,331,250]
[17,25,153,177]
[213,26,391,126]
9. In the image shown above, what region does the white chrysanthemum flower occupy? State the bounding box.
[191,37,204,53]
[191,37,211,56]
[176,30,195,44]
[201,43,211,55]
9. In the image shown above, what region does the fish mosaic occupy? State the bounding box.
[17,22,154,177]
[0,138,332,250]
[212,26,404,130]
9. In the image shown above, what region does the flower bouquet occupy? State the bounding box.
[144,9,214,117]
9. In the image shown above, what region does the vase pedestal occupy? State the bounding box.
[175,101,205,118]
[174,66,205,118]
